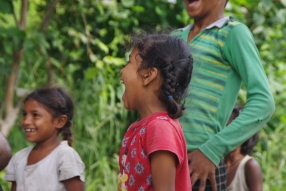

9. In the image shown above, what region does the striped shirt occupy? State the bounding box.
[172,17,274,165]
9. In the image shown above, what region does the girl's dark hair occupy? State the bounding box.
[127,32,193,118]
[241,133,259,156]
[24,87,74,146]
[229,106,259,156]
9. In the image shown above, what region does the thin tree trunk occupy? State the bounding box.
[0,0,28,137]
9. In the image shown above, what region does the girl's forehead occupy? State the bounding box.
[24,99,46,110]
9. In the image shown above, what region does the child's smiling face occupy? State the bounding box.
[21,99,60,145]
[120,48,144,111]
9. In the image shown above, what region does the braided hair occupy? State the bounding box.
[24,87,74,146]
[127,32,193,118]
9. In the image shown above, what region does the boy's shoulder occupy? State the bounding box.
[222,17,246,31]
[172,17,246,36]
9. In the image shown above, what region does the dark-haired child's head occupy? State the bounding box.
[227,105,242,125]
[23,87,74,146]
[228,106,259,156]
[123,32,193,118]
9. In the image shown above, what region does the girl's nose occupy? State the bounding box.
[21,115,31,126]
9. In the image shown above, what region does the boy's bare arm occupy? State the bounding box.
[0,132,12,171]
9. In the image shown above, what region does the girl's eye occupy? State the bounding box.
[22,112,27,117]
[33,113,40,117]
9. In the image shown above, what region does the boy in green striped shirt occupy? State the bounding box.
[172,0,275,190]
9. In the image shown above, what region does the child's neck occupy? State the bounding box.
[138,98,167,120]
[139,106,167,120]
[27,137,61,165]
[225,148,244,168]
[188,14,225,42]
[34,138,61,150]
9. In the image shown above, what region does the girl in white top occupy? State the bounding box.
[224,106,263,191]
[4,87,85,191]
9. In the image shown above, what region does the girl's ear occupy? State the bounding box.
[142,68,158,86]
[55,115,68,129]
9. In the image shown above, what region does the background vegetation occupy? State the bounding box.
[0,0,285,190]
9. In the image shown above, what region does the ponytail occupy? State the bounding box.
[60,120,73,146]
[166,98,184,119]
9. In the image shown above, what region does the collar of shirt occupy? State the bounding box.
[183,16,230,31]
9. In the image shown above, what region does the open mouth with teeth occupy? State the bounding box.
[25,128,36,132]
[120,79,124,84]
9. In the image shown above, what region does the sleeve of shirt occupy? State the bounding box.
[145,119,184,165]
[199,24,275,165]
[58,147,85,182]
[3,155,16,182]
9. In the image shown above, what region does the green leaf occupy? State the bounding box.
[99,28,107,37]
[0,0,14,14]
[121,0,134,8]
[50,57,62,69]
[94,39,109,54]
[85,67,97,79]
[96,60,104,69]
[132,6,145,12]
[261,0,273,11]
[89,54,98,62]
[2,39,13,54]
[103,56,125,66]
[24,39,35,50]
[0,64,12,76]
[276,9,286,24]
[79,33,87,44]
[252,26,264,34]
[0,27,26,38]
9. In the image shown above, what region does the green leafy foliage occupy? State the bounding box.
[0,0,14,14]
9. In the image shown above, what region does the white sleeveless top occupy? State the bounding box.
[227,155,252,191]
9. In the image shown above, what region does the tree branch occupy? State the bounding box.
[0,0,28,136]
[46,58,55,87]
[37,0,60,31]
[19,0,28,30]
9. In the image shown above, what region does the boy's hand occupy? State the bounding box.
[188,150,217,191]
